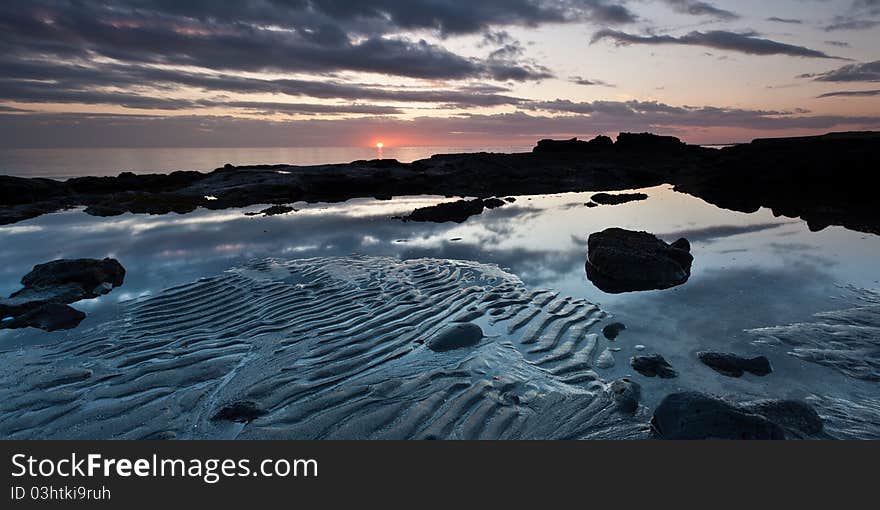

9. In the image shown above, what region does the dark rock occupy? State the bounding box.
[404,198,504,223]
[504,197,516,203]
[5,304,86,332]
[615,132,686,152]
[651,392,781,440]
[585,202,598,208]
[483,197,506,209]
[609,378,641,413]
[602,322,626,340]
[697,351,772,377]
[427,323,483,352]
[590,192,648,205]
[651,392,822,440]
[246,205,296,217]
[739,400,823,438]
[631,354,678,378]
[211,401,268,423]
[586,228,693,293]
[532,135,613,153]
[20,258,125,294]
[0,258,125,331]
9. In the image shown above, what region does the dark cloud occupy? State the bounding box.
[592,29,845,59]
[1,0,627,84]
[661,0,740,20]
[2,107,878,148]
[817,89,880,98]
[824,40,851,47]
[767,17,803,24]
[569,76,615,86]
[823,18,880,31]
[804,60,880,82]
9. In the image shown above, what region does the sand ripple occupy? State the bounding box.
[0,256,650,439]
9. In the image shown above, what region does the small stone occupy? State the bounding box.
[211,401,267,423]
[427,323,484,352]
[609,378,641,414]
[634,344,646,351]
[630,354,678,378]
[603,322,626,340]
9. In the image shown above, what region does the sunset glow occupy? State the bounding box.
[0,1,877,147]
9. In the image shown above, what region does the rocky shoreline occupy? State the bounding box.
[3,131,878,234]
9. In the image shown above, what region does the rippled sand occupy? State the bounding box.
[0,256,651,439]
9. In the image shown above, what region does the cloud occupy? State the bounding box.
[766,17,803,24]
[0,0,631,83]
[817,89,880,98]
[2,104,878,148]
[592,29,845,59]
[661,0,740,20]
[804,60,880,82]
[569,76,615,86]
[823,18,880,30]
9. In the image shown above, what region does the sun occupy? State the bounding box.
[376,142,384,149]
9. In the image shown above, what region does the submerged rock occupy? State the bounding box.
[211,401,268,423]
[590,192,648,205]
[602,322,626,340]
[595,348,616,369]
[697,351,772,377]
[609,378,642,414]
[651,392,823,440]
[427,323,484,352]
[0,258,125,331]
[4,303,87,332]
[585,228,693,293]
[631,354,678,378]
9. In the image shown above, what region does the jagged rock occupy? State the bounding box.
[586,228,693,293]
[697,351,772,377]
[0,258,125,331]
[590,192,648,205]
[651,392,822,440]
[532,135,614,153]
[427,323,484,352]
[615,132,686,152]
[631,354,678,378]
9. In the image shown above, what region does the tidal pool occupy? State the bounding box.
[1,185,878,438]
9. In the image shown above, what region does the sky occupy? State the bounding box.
[0,0,879,147]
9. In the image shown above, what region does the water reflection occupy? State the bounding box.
[1,186,878,369]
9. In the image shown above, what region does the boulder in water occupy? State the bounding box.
[585,228,693,293]
[697,351,772,377]
[427,323,484,352]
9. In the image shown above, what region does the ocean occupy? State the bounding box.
[0,145,533,180]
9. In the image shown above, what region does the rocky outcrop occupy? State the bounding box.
[0,258,125,331]
[697,351,772,377]
[631,354,678,378]
[651,392,823,440]
[533,135,614,153]
[590,192,648,205]
[403,198,506,223]
[585,228,693,293]
[2,131,877,235]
